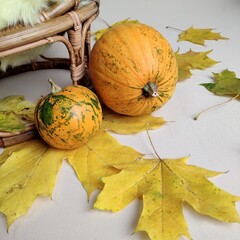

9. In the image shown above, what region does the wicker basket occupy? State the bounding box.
[0,0,100,147]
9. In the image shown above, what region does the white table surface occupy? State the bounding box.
[1,0,240,239]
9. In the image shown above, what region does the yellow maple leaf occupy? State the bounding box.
[67,129,143,197]
[102,108,166,134]
[0,105,165,226]
[94,157,240,240]
[0,139,67,226]
[92,18,140,41]
[0,141,29,168]
[0,130,143,226]
[178,26,228,45]
[175,49,219,81]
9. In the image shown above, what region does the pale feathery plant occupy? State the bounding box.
[0,0,92,71]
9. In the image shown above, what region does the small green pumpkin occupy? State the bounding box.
[35,79,102,150]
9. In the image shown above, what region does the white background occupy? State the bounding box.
[1,0,240,239]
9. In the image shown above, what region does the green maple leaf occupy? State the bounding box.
[0,112,25,132]
[0,95,35,132]
[201,69,240,96]
[178,26,228,45]
[195,69,240,120]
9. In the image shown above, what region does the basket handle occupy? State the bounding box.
[39,0,80,22]
[0,1,99,53]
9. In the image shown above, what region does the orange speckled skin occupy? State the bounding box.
[35,85,102,150]
[89,22,178,116]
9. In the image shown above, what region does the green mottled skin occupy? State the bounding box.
[35,85,102,150]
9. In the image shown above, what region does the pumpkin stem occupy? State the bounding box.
[143,82,159,98]
[48,79,62,94]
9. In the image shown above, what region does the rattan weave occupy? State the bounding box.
[0,0,100,147]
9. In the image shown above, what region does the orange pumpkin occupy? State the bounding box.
[89,22,178,116]
[35,80,102,150]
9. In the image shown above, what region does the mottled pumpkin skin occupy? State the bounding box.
[89,22,178,116]
[35,85,102,150]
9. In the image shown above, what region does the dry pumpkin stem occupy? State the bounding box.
[194,94,239,120]
[142,81,160,98]
[48,78,62,93]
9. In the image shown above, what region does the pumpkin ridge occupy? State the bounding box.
[116,24,156,86]
[89,22,178,116]
[94,28,147,87]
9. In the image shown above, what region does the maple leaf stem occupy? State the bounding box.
[165,26,183,32]
[96,17,110,28]
[145,124,163,161]
[194,94,239,120]
[145,124,198,195]
[145,124,204,199]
